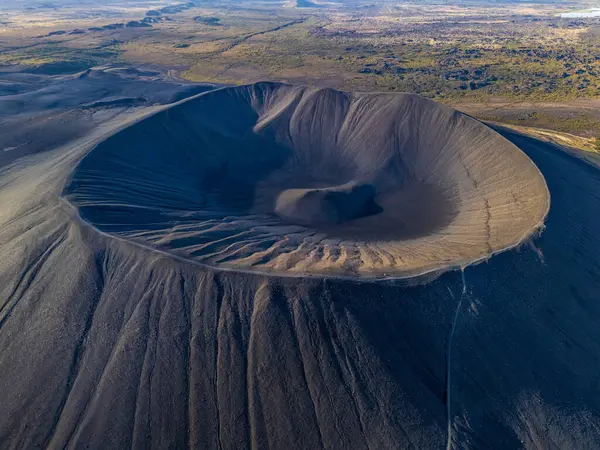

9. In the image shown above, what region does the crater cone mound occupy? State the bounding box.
[275,182,382,226]
[64,82,549,278]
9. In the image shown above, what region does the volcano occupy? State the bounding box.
[2,81,599,450]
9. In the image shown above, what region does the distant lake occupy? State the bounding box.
[560,8,600,18]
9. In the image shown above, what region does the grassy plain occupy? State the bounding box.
[2,0,600,139]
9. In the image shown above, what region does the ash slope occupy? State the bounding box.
[0,66,212,169]
[64,83,549,279]
[1,81,600,450]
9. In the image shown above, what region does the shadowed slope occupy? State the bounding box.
[63,82,549,278]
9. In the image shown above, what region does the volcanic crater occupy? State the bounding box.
[63,82,550,278]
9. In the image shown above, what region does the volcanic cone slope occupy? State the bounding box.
[64,82,549,278]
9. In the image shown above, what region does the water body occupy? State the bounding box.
[560,8,600,18]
